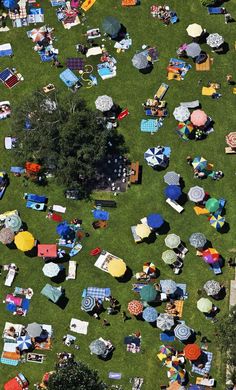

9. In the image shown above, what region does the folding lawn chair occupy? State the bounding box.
[0,68,13,83]
[207,7,226,14]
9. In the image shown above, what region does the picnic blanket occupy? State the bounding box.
[170,300,184,317]
[126,344,141,353]
[66,58,84,70]
[140,119,162,133]
[0,44,13,57]
[93,210,109,220]
[69,318,89,335]
[83,287,111,300]
[192,352,213,375]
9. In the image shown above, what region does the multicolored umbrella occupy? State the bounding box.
[143,262,156,275]
[203,280,221,296]
[0,227,15,244]
[81,296,96,312]
[168,367,185,383]
[165,234,181,249]
[142,306,158,322]
[210,214,225,230]
[189,233,207,249]
[164,171,180,186]
[42,262,62,278]
[95,95,113,112]
[184,343,201,360]
[176,121,194,141]
[147,214,164,229]
[190,110,208,127]
[197,298,213,313]
[164,185,182,201]
[5,214,22,232]
[14,231,35,251]
[226,132,236,149]
[173,106,190,122]
[144,146,169,168]
[186,23,203,38]
[201,248,219,264]
[136,224,151,239]
[162,250,178,265]
[156,313,175,331]
[132,53,149,70]
[16,335,32,351]
[89,339,107,355]
[186,43,201,58]
[192,156,208,171]
[205,198,220,213]
[140,285,157,302]
[161,280,177,294]
[187,186,205,202]
[108,258,126,277]
[206,33,224,48]
[128,300,143,316]
[174,324,192,341]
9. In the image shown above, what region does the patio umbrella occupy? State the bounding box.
[205,198,219,213]
[190,110,208,127]
[176,121,194,141]
[165,234,181,249]
[173,106,190,122]
[102,16,121,37]
[197,298,213,312]
[89,339,106,355]
[164,171,180,186]
[142,306,158,322]
[156,313,175,331]
[128,300,143,316]
[174,324,192,341]
[164,185,182,201]
[147,213,164,229]
[26,323,42,338]
[210,214,225,230]
[186,43,201,58]
[95,95,113,112]
[186,23,203,38]
[203,280,221,296]
[162,250,178,265]
[192,156,208,171]
[184,343,201,360]
[206,33,224,48]
[16,335,32,351]
[132,53,149,70]
[42,262,62,278]
[168,367,185,383]
[158,345,176,361]
[226,132,236,148]
[140,285,157,302]
[31,29,45,42]
[202,248,219,264]
[107,258,126,277]
[187,186,205,202]
[14,231,35,251]
[0,227,15,244]
[144,146,169,168]
[5,214,22,232]
[81,296,96,312]
[56,222,71,237]
[189,233,207,248]
[136,224,151,239]
[161,280,177,294]
[143,262,156,275]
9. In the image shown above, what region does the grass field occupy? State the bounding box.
[0,0,236,388]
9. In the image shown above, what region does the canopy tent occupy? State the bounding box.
[210,214,225,230]
[140,285,157,302]
[205,198,219,213]
[26,322,42,338]
[156,313,175,331]
[201,248,219,264]
[41,283,63,303]
[81,296,96,312]
[132,53,149,70]
[174,324,192,341]
[197,297,213,312]
[16,335,32,351]
[189,232,206,248]
[142,306,158,322]
[192,156,208,171]
[176,121,194,141]
[107,258,126,277]
[190,110,208,127]
[164,185,182,201]
[226,132,236,149]
[162,250,178,265]
[89,339,106,355]
[161,280,177,294]
[146,213,164,229]
[203,280,221,296]
[0,227,15,244]
[144,146,169,168]
[164,171,180,186]
[95,95,113,112]
[187,186,205,203]
[186,23,203,38]
[38,244,57,258]
[143,262,156,275]
[206,33,224,48]
[186,43,201,58]
[128,300,143,315]
[165,234,181,249]
[173,106,190,122]
[5,214,22,232]
[14,231,35,251]
[102,16,121,38]
[184,343,201,360]
[42,262,63,278]
[135,223,151,238]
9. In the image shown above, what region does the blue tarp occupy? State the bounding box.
[24,193,47,203]
[93,210,110,221]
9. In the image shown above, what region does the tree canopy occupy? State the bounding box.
[47,361,107,390]
[200,0,217,6]
[215,305,236,366]
[12,91,125,196]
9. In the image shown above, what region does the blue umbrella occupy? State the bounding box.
[56,222,74,239]
[164,185,182,200]
[142,307,158,322]
[3,0,16,8]
[161,280,177,294]
[17,335,32,351]
[81,296,96,312]
[147,213,164,229]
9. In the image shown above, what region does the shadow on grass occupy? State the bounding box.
[219,222,230,234]
[55,295,69,310]
[116,266,133,283]
[157,221,170,235]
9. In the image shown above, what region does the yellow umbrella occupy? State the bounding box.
[107,258,126,277]
[14,231,35,251]
[136,224,151,239]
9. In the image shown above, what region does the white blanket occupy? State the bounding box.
[70,318,89,335]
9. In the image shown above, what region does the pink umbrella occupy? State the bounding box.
[190,109,208,127]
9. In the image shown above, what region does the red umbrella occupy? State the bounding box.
[190,109,208,127]
[201,248,219,264]
[128,300,143,315]
[184,343,201,360]
[226,132,236,149]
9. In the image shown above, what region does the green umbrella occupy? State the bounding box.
[162,250,177,264]
[140,285,157,302]
[197,298,213,313]
[102,16,121,38]
[205,198,220,213]
[164,234,181,249]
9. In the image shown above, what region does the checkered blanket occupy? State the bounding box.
[66,58,84,70]
[85,287,111,300]
[126,344,141,353]
[9,7,27,20]
[140,119,161,133]
[191,351,213,375]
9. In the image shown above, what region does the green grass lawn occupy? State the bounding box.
[0,0,236,388]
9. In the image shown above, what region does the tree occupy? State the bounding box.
[12,91,125,197]
[200,0,217,5]
[215,305,236,366]
[47,361,107,390]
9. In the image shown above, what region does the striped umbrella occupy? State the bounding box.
[188,186,205,202]
[201,248,219,264]
[189,233,207,249]
[164,171,180,186]
[184,343,201,360]
[81,296,96,312]
[161,280,177,294]
[174,324,192,341]
[142,306,158,322]
[205,198,220,213]
[128,300,143,316]
[165,234,181,249]
[144,146,169,168]
[16,335,32,351]
[197,298,213,312]
[192,156,208,171]
[210,215,225,230]
[162,250,178,265]
[156,313,175,331]
[203,280,221,296]
[176,121,194,141]
[5,214,22,232]
[0,227,15,244]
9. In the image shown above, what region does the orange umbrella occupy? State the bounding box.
[183,343,201,360]
[128,300,143,315]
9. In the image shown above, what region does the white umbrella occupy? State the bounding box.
[173,106,190,122]
[186,23,203,38]
[95,95,113,112]
[203,280,221,296]
[42,262,61,278]
[165,234,181,249]
[188,186,205,202]
[132,53,149,70]
[186,43,201,58]
[206,33,224,48]
[156,313,175,331]
[164,171,180,186]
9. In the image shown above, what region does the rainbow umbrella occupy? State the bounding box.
[176,121,194,141]
[143,262,156,275]
[205,198,220,213]
[201,248,219,264]
[192,156,208,171]
[210,215,225,230]
[168,367,185,383]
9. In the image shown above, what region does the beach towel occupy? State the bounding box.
[160,333,175,342]
[0,43,13,57]
[4,74,20,88]
[140,119,161,133]
[81,0,96,11]
[93,210,109,220]
[69,318,89,334]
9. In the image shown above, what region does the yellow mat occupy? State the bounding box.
[167,72,181,81]
[81,0,96,11]
[202,86,216,96]
[194,206,209,216]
